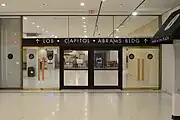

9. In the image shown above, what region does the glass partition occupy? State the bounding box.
[23,16,68,38]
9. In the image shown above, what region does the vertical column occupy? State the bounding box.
[172,40,180,120]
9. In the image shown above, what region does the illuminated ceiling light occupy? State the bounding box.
[116,28,119,31]
[80,2,85,6]
[36,25,40,28]
[32,22,36,24]
[84,31,87,33]
[115,36,119,38]
[45,30,48,33]
[132,12,138,16]
[84,35,88,38]
[102,0,106,2]
[83,25,86,27]
[82,17,86,20]
[1,3,6,7]
[83,21,86,24]
[23,17,27,20]
[51,35,55,37]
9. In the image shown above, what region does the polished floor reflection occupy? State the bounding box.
[0,91,171,120]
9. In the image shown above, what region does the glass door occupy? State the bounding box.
[62,48,89,88]
[93,48,122,89]
[23,47,60,90]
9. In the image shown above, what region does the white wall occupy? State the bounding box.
[161,5,180,94]
[162,45,175,93]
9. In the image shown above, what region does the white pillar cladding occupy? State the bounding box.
[172,40,180,120]
[26,49,38,77]
[0,18,21,88]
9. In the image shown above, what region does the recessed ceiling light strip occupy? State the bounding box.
[108,0,146,37]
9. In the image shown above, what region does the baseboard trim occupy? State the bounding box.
[123,88,159,90]
[0,88,22,90]
[172,115,180,120]
[162,90,172,95]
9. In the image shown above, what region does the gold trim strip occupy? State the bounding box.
[142,59,144,81]
[137,59,140,81]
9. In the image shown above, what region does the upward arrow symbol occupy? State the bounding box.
[144,39,148,43]
[36,39,40,43]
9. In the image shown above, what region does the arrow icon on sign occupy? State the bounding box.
[144,39,148,43]
[36,39,40,43]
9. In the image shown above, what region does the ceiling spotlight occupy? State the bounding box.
[51,35,55,37]
[132,12,138,16]
[80,3,85,6]
[102,0,106,2]
[45,30,48,33]
[82,17,86,20]
[1,3,6,7]
[84,35,88,38]
[83,25,86,27]
[32,22,36,24]
[83,21,86,24]
[36,25,40,28]
[55,36,58,38]
[116,28,119,31]
[84,31,87,33]
[115,36,119,38]
[23,17,27,20]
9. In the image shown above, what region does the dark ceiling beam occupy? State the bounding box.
[108,0,146,37]
[93,1,103,36]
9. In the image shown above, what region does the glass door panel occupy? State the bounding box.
[23,47,60,89]
[124,47,159,89]
[94,50,119,86]
[64,50,88,86]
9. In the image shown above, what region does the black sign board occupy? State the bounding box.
[153,9,180,42]
[22,37,172,46]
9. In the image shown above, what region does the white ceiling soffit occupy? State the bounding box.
[0,0,179,15]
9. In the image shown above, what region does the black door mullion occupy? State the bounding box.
[118,47,123,90]
[60,47,64,90]
[88,48,94,89]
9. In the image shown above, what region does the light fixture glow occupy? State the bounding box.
[132,12,138,16]
[116,28,119,31]
[84,31,87,33]
[83,21,86,24]
[1,3,6,7]
[45,30,48,33]
[115,36,119,38]
[102,0,106,2]
[83,25,86,27]
[32,22,36,24]
[82,17,86,20]
[84,35,88,38]
[36,25,40,28]
[80,2,85,6]
[23,17,27,20]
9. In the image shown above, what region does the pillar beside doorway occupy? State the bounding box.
[172,40,180,120]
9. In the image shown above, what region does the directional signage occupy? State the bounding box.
[22,37,172,46]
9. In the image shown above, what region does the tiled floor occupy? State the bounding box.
[0,91,172,120]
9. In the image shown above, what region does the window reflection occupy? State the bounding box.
[94,50,118,69]
[64,50,88,69]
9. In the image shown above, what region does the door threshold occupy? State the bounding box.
[23,88,59,91]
